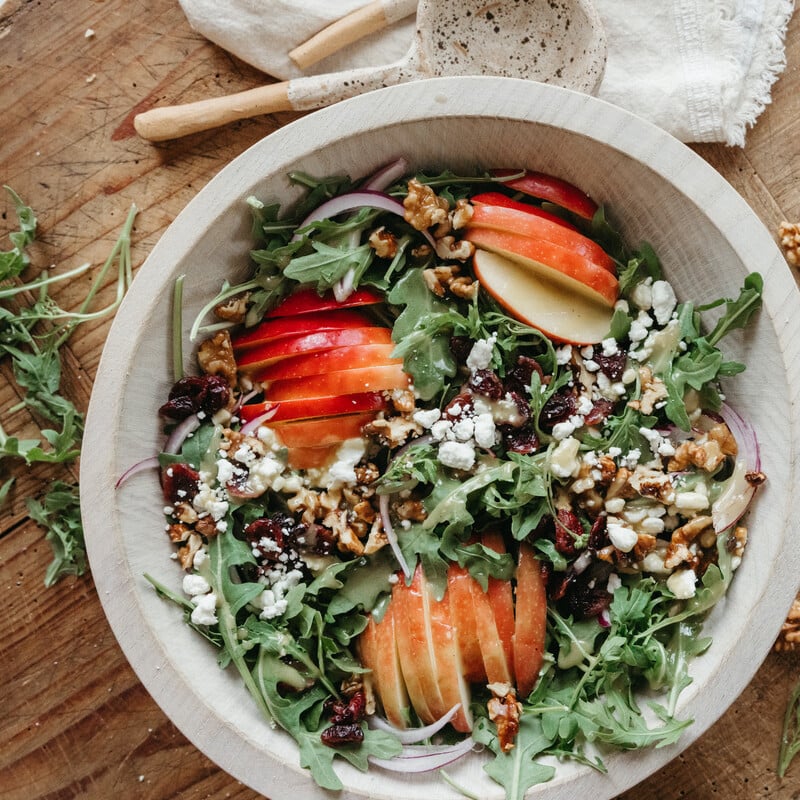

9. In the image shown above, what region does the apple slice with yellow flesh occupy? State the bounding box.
[468,564,514,686]
[419,568,473,733]
[481,530,516,678]
[270,412,376,448]
[472,249,614,345]
[231,308,375,351]
[284,445,338,470]
[513,543,548,698]
[490,169,599,219]
[391,565,441,725]
[253,343,398,382]
[238,391,386,424]
[469,203,614,272]
[266,363,410,402]
[264,286,383,318]
[357,604,410,729]
[446,564,486,683]
[466,227,618,307]
[237,326,393,372]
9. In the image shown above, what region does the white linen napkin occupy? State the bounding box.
[178,0,794,147]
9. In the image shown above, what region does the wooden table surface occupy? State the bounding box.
[2,2,799,798]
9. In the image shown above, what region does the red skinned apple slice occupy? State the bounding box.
[231,309,375,351]
[419,569,473,732]
[270,412,376,448]
[392,565,441,725]
[513,543,547,698]
[266,363,410,402]
[239,391,386,424]
[446,565,485,683]
[358,606,410,729]
[473,249,614,345]
[468,567,514,685]
[265,286,384,318]
[491,169,598,219]
[470,192,579,231]
[253,343,399,382]
[468,229,618,307]
[481,530,515,680]
[468,203,614,273]
[236,326,393,371]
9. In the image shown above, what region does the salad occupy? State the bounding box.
[137,159,766,797]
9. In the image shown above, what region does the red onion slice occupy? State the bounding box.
[710,403,761,533]
[370,704,461,745]
[115,455,160,489]
[291,190,435,248]
[368,736,475,773]
[362,158,410,192]
[379,493,412,580]
[239,405,278,436]
[164,413,202,455]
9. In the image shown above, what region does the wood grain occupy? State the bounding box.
[1,1,798,798]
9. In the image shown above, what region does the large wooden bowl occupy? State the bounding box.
[81,76,800,800]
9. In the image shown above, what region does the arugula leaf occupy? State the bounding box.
[0,186,36,279]
[283,241,374,290]
[26,481,85,586]
[779,678,800,777]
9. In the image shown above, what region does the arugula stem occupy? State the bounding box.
[172,274,185,382]
[0,261,92,298]
[189,279,259,342]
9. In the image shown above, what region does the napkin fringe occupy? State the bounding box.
[720,0,795,147]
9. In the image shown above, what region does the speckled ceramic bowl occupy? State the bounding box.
[82,76,800,800]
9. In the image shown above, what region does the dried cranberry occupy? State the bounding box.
[469,368,504,399]
[506,355,544,391]
[449,336,473,364]
[443,392,475,420]
[539,390,577,430]
[505,390,532,425]
[159,375,230,420]
[583,398,615,427]
[588,515,609,551]
[243,517,286,560]
[564,581,612,620]
[554,508,582,556]
[501,423,539,455]
[320,723,364,748]
[548,569,575,602]
[161,462,200,504]
[593,351,627,382]
[326,690,367,725]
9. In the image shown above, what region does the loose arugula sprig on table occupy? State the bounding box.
[1,186,137,584]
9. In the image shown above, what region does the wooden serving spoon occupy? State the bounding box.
[133,0,607,142]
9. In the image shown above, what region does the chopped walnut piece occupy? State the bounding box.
[745,470,767,486]
[423,265,460,297]
[214,292,250,323]
[194,516,219,538]
[363,519,388,555]
[664,514,713,568]
[668,435,726,473]
[362,416,422,448]
[708,422,738,457]
[627,367,667,415]
[197,330,238,387]
[605,466,635,501]
[167,522,191,543]
[174,501,198,524]
[451,198,474,230]
[775,595,800,651]
[403,178,450,232]
[368,226,398,259]
[726,525,748,559]
[629,466,675,504]
[487,682,522,752]
[779,221,800,267]
[434,235,475,263]
[390,389,416,414]
[355,462,381,485]
[177,533,203,569]
[394,499,427,522]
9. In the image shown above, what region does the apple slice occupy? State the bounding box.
[491,169,598,219]
[446,565,485,683]
[473,249,614,345]
[231,309,375,351]
[252,343,399,383]
[466,228,618,307]
[481,530,516,680]
[266,363,410,402]
[469,203,614,273]
[270,412,376,448]
[236,326,393,371]
[468,566,514,686]
[265,286,384,318]
[358,605,410,729]
[420,569,473,733]
[471,191,579,231]
[513,544,548,698]
[284,445,338,470]
[392,566,441,725]
[238,391,386,424]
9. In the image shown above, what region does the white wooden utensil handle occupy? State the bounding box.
[134,83,294,142]
[289,0,417,70]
